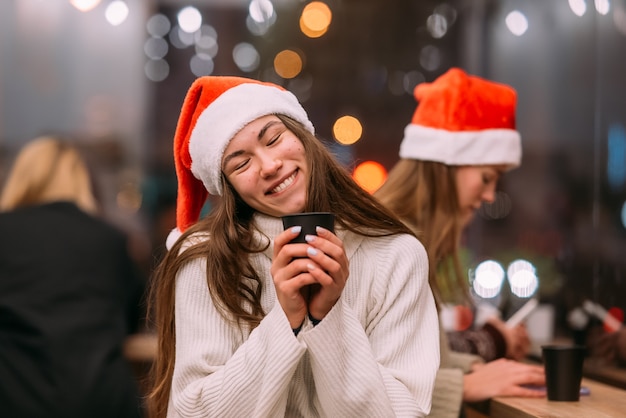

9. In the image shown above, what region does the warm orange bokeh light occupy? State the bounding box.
[352,161,387,194]
[300,1,332,38]
[333,115,362,145]
[299,16,329,38]
[273,49,303,79]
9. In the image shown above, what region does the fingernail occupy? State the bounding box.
[315,226,326,234]
[305,235,316,243]
[290,226,302,234]
[307,263,316,271]
[307,247,318,256]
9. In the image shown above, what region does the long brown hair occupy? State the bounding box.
[374,158,469,306]
[146,114,414,417]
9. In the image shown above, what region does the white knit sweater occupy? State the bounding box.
[167,213,439,417]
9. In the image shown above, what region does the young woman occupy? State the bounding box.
[0,137,145,418]
[147,76,439,417]
[375,68,545,417]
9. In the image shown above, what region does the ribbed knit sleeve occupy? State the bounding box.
[300,233,439,417]
[166,215,439,417]
[167,258,307,418]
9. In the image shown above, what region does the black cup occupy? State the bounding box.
[281,212,335,243]
[542,344,586,401]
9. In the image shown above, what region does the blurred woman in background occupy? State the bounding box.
[0,136,145,418]
[375,68,545,417]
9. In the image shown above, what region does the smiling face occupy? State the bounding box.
[455,164,506,228]
[222,115,308,217]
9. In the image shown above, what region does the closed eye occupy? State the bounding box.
[267,133,281,145]
[234,158,250,171]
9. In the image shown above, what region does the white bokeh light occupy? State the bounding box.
[194,25,219,58]
[233,42,260,72]
[147,14,171,37]
[190,54,214,77]
[170,26,195,49]
[472,260,505,299]
[145,59,170,82]
[144,37,169,60]
[507,259,539,298]
[105,1,128,26]
[595,0,610,15]
[427,13,448,39]
[505,10,528,36]
[178,6,202,34]
[249,0,275,23]
[569,0,587,16]
[70,0,101,12]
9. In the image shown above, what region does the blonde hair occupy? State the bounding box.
[0,136,98,214]
[374,158,469,305]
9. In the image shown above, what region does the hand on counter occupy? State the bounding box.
[463,358,546,402]
[486,317,531,361]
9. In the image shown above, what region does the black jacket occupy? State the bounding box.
[0,201,145,418]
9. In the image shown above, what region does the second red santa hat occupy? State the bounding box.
[399,67,521,168]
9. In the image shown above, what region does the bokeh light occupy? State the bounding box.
[300,2,332,38]
[419,45,442,72]
[189,54,214,77]
[332,115,362,145]
[169,25,195,49]
[426,13,448,39]
[144,37,169,60]
[569,0,587,16]
[505,10,528,36]
[194,25,219,58]
[274,49,303,79]
[595,0,610,15]
[507,259,539,298]
[147,13,171,37]
[352,161,387,194]
[472,260,505,299]
[178,6,202,34]
[233,42,260,72]
[105,1,128,26]
[70,0,101,12]
[145,59,170,82]
[249,0,275,23]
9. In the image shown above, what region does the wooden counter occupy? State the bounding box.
[467,378,626,418]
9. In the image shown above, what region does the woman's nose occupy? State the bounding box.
[259,154,281,177]
[482,185,497,203]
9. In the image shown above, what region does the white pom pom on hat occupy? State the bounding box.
[399,67,522,168]
[166,76,314,249]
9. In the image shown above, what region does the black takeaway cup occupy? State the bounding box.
[542,344,586,401]
[281,212,335,243]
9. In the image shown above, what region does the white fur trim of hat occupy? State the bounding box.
[400,124,521,168]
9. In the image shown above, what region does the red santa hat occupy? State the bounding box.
[399,67,521,168]
[167,76,314,248]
